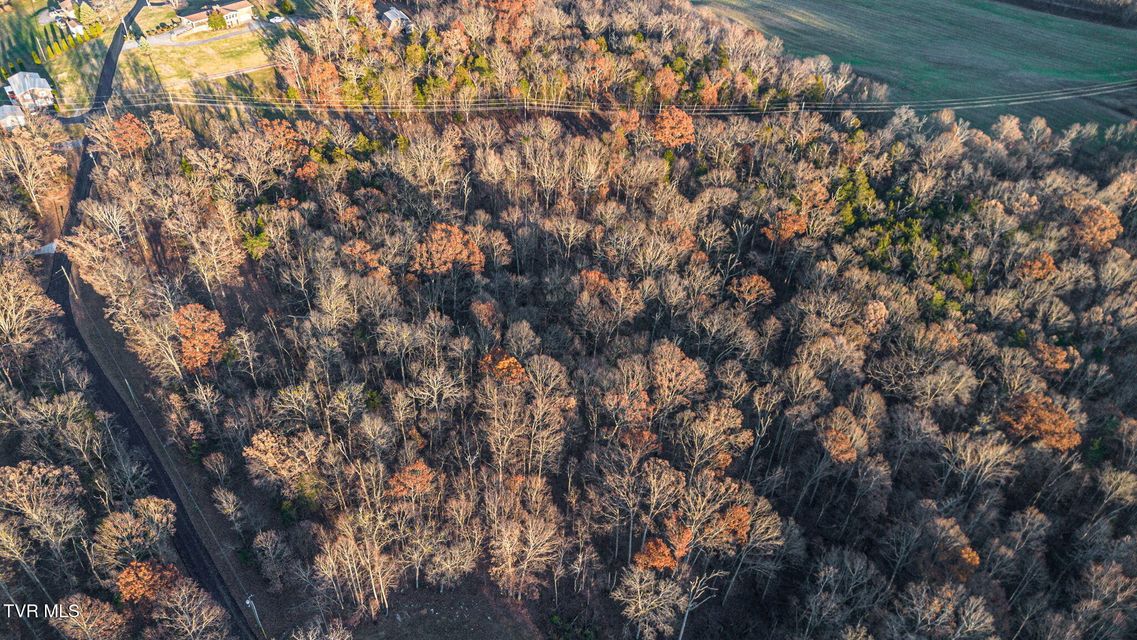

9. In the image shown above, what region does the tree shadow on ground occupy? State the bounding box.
[46,36,110,111]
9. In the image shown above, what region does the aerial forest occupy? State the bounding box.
[1,0,1136,639]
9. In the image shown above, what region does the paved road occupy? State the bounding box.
[47,257,262,640]
[58,0,149,124]
[46,6,263,637]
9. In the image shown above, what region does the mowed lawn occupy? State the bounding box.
[43,29,114,109]
[133,5,178,34]
[0,0,45,66]
[695,0,1137,128]
[117,29,273,90]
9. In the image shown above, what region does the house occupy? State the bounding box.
[65,18,86,36]
[3,72,55,111]
[216,0,255,27]
[0,105,26,132]
[54,0,89,19]
[53,0,90,34]
[178,0,255,33]
[381,6,411,33]
[55,0,77,18]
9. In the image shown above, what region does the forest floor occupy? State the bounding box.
[694,0,1137,129]
[353,582,541,640]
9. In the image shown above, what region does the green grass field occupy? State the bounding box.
[1,0,48,70]
[42,28,113,109]
[133,6,178,34]
[117,26,281,89]
[695,0,1137,129]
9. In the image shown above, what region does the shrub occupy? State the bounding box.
[207,10,227,30]
[243,231,270,260]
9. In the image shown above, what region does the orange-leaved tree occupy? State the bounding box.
[727,274,775,308]
[116,560,178,605]
[653,106,695,149]
[634,537,678,572]
[1017,252,1057,280]
[653,67,681,104]
[111,113,151,157]
[387,459,436,503]
[172,303,226,374]
[1000,392,1081,452]
[761,208,808,246]
[479,347,526,384]
[411,222,485,276]
[1072,200,1123,252]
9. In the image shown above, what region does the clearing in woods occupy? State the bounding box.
[350,586,540,640]
[695,0,1137,129]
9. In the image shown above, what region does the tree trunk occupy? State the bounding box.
[677,599,694,640]
[627,511,635,565]
[722,551,748,605]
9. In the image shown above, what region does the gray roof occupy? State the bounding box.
[384,7,409,22]
[6,72,51,96]
[0,105,24,119]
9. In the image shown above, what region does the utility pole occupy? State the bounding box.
[245,594,267,638]
[61,264,77,299]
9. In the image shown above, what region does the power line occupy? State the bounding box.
[51,76,1137,117]
[63,75,1137,109]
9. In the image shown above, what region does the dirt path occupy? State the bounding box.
[352,583,541,640]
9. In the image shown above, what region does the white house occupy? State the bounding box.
[382,6,411,33]
[178,0,255,34]
[65,18,87,36]
[3,72,55,111]
[52,0,87,34]
[0,105,27,132]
